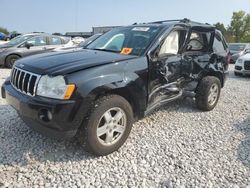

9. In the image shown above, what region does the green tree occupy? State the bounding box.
[214,22,227,35]
[0,27,9,35]
[230,11,250,42]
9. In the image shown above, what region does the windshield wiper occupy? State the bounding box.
[88,48,120,53]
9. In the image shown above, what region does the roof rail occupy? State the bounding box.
[148,18,190,24]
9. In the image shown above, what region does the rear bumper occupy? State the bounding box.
[1,79,88,139]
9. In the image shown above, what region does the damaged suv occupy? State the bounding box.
[1,19,229,156]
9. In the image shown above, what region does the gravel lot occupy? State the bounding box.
[0,65,250,187]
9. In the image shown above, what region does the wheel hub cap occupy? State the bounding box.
[208,84,219,106]
[97,107,127,146]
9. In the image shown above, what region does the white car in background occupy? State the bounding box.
[234,49,250,76]
[0,40,8,45]
[53,33,102,52]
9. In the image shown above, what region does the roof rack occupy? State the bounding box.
[148,18,190,24]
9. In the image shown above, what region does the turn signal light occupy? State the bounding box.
[64,84,76,100]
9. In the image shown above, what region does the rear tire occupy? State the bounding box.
[78,95,134,156]
[195,76,221,111]
[5,55,20,68]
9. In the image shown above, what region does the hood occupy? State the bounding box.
[240,53,250,60]
[0,43,13,49]
[15,49,137,76]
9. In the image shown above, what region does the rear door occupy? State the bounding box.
[181,28,215,76]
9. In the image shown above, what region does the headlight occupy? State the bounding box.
[36,75,75,100]
[237,59,243,64]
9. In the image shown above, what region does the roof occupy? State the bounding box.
[133,18,214,29]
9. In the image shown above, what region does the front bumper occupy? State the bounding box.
[234,64,250,75]
[1,79,87,139]
[234,68,250,75]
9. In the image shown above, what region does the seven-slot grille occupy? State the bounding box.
[10,66,41,96]
[244,61,250,70]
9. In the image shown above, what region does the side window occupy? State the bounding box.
[213,34,226,53]
[159,31,180,55]
[51,37,62,45]
[187,32,204,51]
[26,36,47,46]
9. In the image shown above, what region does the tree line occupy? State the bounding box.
[1,10,250,43]
[215,10,250,43]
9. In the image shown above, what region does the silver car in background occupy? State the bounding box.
[0,33,70,68]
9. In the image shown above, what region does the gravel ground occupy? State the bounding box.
[0,65,250,187]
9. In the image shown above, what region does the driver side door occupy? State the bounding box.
[147,28,187,110]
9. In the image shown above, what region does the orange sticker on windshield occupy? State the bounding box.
[120,48,133,55]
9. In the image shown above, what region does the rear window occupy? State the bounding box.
[213,34,227,53]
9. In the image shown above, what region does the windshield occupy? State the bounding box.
[86,26,163,56]
[228,44,246,52]
[8,35,34,46]
[79,34,102,48]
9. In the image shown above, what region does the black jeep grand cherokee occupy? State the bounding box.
[1,19,229,156]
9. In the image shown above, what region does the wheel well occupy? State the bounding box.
[95,88,142,120]
[204,72,224,88]
[5,54,21,66]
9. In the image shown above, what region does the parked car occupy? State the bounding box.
[5,32,21,41]
[234,49,250,76]
[0,32,6,40]
[0,33,69,68]
[1,19,229,156]
[228,43,250,63]
[53,33,102,52]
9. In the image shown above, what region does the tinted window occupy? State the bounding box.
[228,44,246,52]
[87,26,163,56]
[213,34,226,53]
[26,36,47,46]
[51,37,62,45]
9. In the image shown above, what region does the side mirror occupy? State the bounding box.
[245,49,250,54]
[24,42,33,49]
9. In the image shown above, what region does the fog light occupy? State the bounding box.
[38,109,52,122]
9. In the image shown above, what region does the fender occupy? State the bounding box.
[66,57,149,116]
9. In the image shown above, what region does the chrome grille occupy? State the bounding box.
[10,66,41,96]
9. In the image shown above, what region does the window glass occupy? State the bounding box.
[51,37,62,45]
[188,32,204,51]
[102,34,125,51]
[159,31,179,55]
[213,35,226,53]
[27,36,47,46]
[87,26,163,56]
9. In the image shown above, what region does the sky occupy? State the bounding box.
[1,0,250,34]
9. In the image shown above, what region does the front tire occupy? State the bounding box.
[195,76,221,111]
[5,55,20,68]
[78,95,134,156]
